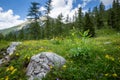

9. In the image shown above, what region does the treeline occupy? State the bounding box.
[0,0,120,41]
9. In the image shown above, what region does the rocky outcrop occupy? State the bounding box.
[0,42,21,65]
[26,52,66,80]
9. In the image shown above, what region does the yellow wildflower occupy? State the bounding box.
[63,65,67,68]
[105,54,110,59]
[105,73,109,77]
[49,65,53,69]
[105,54,115,61]
[5,76,9,80]
[11,69,17,74]
[9,66,14,71]
[39,47,44,51]
[112,73,118,77]
[110,57,115,61]
[6,67,10,71]
[16,53,19,56]
[27,56,30,60]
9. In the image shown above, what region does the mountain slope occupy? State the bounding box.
[0,21,31,35]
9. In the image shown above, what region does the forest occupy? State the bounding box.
[0,0,120,40]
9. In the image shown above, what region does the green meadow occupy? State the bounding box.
[0,29,120,80]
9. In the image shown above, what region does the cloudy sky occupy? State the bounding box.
[0,0,113,30]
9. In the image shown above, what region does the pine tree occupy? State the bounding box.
[0,33,4,40]
[92,6,98,27]
[75,7,83,31]
[84,12,95,37]
[99,2,105,18]
[44,0,52,38]
[18,28,24,40]
[111,0,120,30]
[56,13,63,36]
[27,2,41,40]
[115,0,120,30]
[65,14,69,23]
[27,2,41,21]
[96,2,105,29]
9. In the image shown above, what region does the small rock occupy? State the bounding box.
[7,42,21,55]
[0,42,21,65]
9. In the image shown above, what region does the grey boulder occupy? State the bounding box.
[26,52,66,80]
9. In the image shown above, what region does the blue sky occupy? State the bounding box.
[0,0,113,30]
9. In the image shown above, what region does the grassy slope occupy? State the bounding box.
[0,29,120,80]
[0,25,20,35]
[0,41,10,49]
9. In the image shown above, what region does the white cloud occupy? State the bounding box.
[39,6,46,11]
[47,0,87,22]
[100,0,113,6]
[81,0,92,8]
[0,7,25,30]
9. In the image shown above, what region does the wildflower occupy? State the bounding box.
[112,73,118,77]
[39,47,44,51]
[105,73,109,77]
[63,65,67,68]
[9,66,14,71]
[49,65,53,69]
[6,67,10,71]
[105,54,110,59]
[11,69,17,74]
[5,76,9,80]
[27,56,30,60]
[105,54,115,61]
[110,57,115,61]
[16,53,19,56]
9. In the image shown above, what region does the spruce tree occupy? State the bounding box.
[0,33,4,40]
[84,12,95,37]
[75,7,83,31]
[29,22,41,39]
[111,0,120,30]
[96,2,105,29]
[27,2,41,21]
[18,28,24,40]
[56,13,63,36]
[92,6,98,27]
[27,2,41,40]
[44,0,52,38]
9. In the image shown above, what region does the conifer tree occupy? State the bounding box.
[27,2,41,21]
[0,33,4,40]
[27,2,41,40]
[75,7,83,31]
[56,13,63,35]
[92,6,98,27]
[44,0,52,38]
[18,28,24,40]
[84,12,95,37]
[96,2,105,29]
[110,0,120,30]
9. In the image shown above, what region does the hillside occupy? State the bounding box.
[0,21,32,35]
[0,29,120,80]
